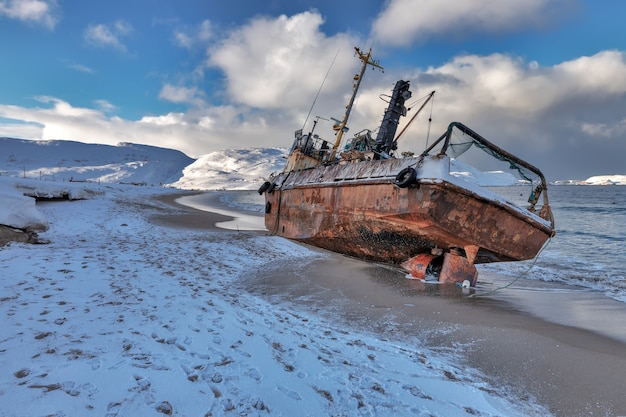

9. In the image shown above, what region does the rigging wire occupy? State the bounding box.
[393,90,435,149]
[302,49,340,132]
[405,94,428,109]
[468,237,552,298]
[425,93,435,149]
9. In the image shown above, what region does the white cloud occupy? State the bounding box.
[159,84,206,107]
[174,31,193,49]
[34,96,103,118]
[0,119,42,139]
[139,113,186,126]
[582,118,626,139]
[94,99,117,113]
[198,20,212,41]
[0,97,287,157]
[553,50,626,94]
[207,11,359,111]
[174,19,212,49]
[0,0,58,29]
[68,62,94,74]
[84,19,133,51]
[424,50,626,116]
[380,50,626,167]
[371,0,570,46]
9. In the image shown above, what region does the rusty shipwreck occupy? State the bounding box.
[259,47,555,286]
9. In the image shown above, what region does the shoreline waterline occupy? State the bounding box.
[174,191,266,231]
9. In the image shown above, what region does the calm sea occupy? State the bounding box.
[202,185,626,304]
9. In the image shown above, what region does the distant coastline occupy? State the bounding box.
[552,174,626,185]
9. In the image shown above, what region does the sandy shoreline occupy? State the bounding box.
[150,192,236,230]
[242,257,626,417]
[154,191,626,416]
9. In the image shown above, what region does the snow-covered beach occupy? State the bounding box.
[2,139,626,416]
[0,182,547,416]
[2,181,626,416]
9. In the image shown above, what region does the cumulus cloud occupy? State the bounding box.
[419,50,626,121]
[371,0,570,46]
[382,50,626,177]
[84,19,133,51]
[0,0,58,29]
[207,11,358,112]
[0,0,59,29]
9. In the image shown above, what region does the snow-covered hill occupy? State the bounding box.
[1,137,194,186]
[0,137,288,190]
[169,147,287,190]
[583,175,626,185]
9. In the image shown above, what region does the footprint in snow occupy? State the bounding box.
[88,358,101,370]
[277,385,302,400]
[246,367,262,382]
[156,400,173,415]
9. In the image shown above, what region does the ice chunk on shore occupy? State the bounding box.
[0,185,48,231]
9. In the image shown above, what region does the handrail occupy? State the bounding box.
[423,122,554,229]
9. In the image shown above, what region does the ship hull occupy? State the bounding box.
[263,157,553,270]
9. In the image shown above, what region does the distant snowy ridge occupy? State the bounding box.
[582,175,626,185]
[168,147,287,190]
[552,175,626,185]
[1,137,194,186]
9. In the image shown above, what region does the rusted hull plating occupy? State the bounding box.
[264,158,554,285]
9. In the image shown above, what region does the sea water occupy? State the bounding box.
[195,185,626,304]
[484,185,626,303]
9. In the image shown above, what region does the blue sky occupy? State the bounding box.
[1,0,626,180]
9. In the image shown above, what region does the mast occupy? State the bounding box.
[373,79,412,159]
[330,47,383,159]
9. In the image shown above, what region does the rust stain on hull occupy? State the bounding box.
[264,157,554,285]
[266,181,551,263]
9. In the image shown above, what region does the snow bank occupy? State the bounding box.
[0,183,48,231]
[0,176,110,232]
[12,179,105,200]
[450,159,519,186]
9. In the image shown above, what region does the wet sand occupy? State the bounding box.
[151,192,235,230]
[156,192,626,417]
